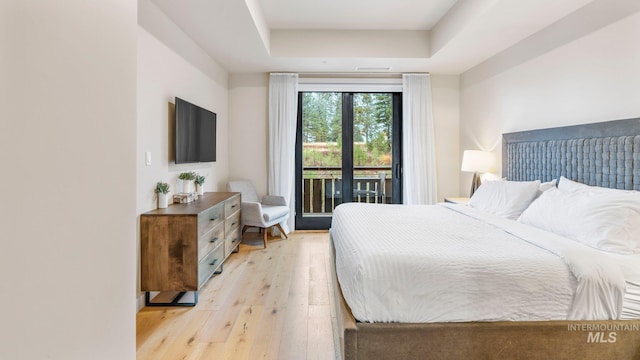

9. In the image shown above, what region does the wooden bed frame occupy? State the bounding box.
[330,118,640,360]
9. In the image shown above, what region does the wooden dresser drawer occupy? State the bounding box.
[198,203,224,236]
[225,228,241,257]
[225,211,241,236]
[198,224,224,261]
[198,243,224,288]
[225,194,241,217]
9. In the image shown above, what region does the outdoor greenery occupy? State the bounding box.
[302,92,392,167]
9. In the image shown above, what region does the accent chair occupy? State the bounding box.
[227,180,290,248]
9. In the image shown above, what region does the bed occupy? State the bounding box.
[330,118,640,360]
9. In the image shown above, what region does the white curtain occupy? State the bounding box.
[402,74,438,204]
[268,73,298,233]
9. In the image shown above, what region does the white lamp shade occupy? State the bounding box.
[461,150,494,173]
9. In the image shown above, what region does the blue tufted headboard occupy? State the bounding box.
[502,118,640,191]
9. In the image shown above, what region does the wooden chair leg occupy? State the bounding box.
[242,225,249,235]
[275,223,289,239]
[263,227,268,248]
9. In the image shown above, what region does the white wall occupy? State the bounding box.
[459,11,640,194]
[137,0,227,85]
[0,2,136,359]
[228,73,270,196]
[136,26,229,307]
[137,27,229,210]
[227,74,460,201]
[431,75,461,200]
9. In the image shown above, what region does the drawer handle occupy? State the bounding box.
[210,259,218,266]
[210,216,218,221]
[231,222,237,226]
[210,237,219,243]
[231,204,237,208]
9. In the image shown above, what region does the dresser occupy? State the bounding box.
[140,192,241,306]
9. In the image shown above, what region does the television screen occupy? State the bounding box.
[175,97,216,164]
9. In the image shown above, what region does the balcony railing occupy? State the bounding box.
[302,166,392,215]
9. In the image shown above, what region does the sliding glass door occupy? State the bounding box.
[295,92,402,230]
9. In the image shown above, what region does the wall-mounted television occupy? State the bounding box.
[175,97,216,164]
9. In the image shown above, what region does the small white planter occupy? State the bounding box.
[196,184,204,196]
[158,193,169,209]
[183,180,194,194]
[177,179,195,194]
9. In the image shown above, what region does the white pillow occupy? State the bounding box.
[534,179,557,199]
[518,187,640,254]
[558,176,633,194]
[469,180,541,220]
[539,179,557,192]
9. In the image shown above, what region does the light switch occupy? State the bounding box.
[145,151,152,166]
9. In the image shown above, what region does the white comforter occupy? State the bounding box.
[331,202,629,323]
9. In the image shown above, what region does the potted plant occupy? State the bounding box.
[155,182,170,209]
[177,171,197,194]
[194,174,206,196]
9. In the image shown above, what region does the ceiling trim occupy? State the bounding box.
[298,77,403,92]
[271,30,429,58]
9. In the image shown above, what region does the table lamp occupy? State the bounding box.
[461,150,494,197]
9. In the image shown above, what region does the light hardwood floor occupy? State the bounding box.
[136,231,339,360]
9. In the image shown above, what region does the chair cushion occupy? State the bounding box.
[227,180,259,202]
[262,205,289,222]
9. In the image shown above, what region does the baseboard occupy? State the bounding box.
[136,293,145,312]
